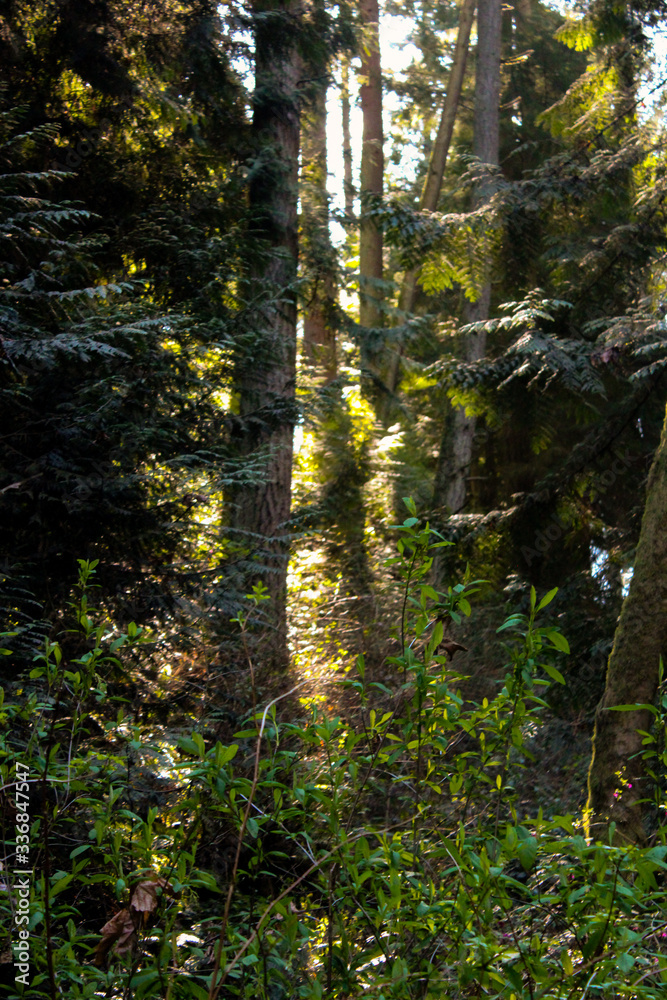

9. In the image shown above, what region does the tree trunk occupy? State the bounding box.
[398,0,476,319]
[341,56,355,220]
[381,0,476,420]
[301,56,337,382]
[231,0,301,666]
[358,0,384,399]
[586,404,667,844]
[433,0,501,518]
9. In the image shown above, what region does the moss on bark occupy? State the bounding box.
[586,403,667,844]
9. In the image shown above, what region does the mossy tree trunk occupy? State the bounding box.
[586,403,667,844]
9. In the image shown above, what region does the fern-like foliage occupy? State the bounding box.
[0,108,246,635]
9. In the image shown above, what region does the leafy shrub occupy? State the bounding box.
[1,509,667,999]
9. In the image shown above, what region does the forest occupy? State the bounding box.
[2,0,667,996]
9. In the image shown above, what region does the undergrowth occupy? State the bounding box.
[1,502,667,999]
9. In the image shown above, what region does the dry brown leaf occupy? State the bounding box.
[131,878,168,914]
[437,639,468,660]
[95,876,173,965]
[94,907,139,965]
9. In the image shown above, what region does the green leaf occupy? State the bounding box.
[189,870,222,891]
[497,615,524,633]
[517,836,538,872]
[183,983,210,999]
[536,587,558,611]
[546,631,570,654]
[127,969,161,995]
[608,703,658,713]
[542,663,565,684]
[51,872,74,896]
[581,921,606,960]
[69,845,90,859]
[217,743,239,765]
[426,621,444,659]
[617,952,635,973]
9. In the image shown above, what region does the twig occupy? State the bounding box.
[207,681,309,1000]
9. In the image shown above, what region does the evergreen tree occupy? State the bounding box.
[0,1,254,640]
[0,104,234,633]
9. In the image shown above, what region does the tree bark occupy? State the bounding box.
[382,0,476,421]
[231,0,301,665]
[341,56,355,220]
[301,55,337,382]
[398,0,476,319]
[358,0,384,399]
[586,404,667,844]
[433,0,501,518]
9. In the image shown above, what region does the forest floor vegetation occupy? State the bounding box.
[2,506,666,999]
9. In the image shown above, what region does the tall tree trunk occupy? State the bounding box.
[586,404,667,844]
[399,0,476,318]
[301,59,337,382]
[341,56,355,220]
[231,0,300,666]
[433,0,501,518]
[358,0,384,400]
[382,0,476,421]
